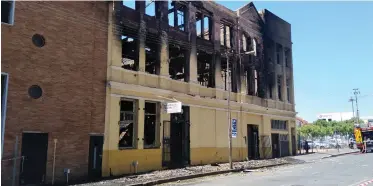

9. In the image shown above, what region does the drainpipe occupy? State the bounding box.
[52,139,57,185]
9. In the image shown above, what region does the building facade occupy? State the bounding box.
[103,1,296,177]
[1,1,108,185]
[1,1,297,184]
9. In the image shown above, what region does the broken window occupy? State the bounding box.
[277,75,282,101]
[247,67,257,96]
[203,16,210,40]
[119,100,136,149]
[168,1,186,31]
[169,44,186,81]
[196,13,211,40]
[197,51,213,87]
[220,23,232,48]
[144,102,159,148]
[145,0,155,16]
[242,35,247,52]
[276,44,281,64]
[145,39,158,74]
[122,35,138,71]
[1,1,14,24]
[221,57,233,91]
[122,0,136,9]
[286,78,290,102]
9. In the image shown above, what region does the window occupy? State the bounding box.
[220,23,231,48]
[168,1,186,31]
[1,1,15,25]
[271,120,287,130]
[145,0,155,16]
[242,35,247,51]
[119,100,136,149]
[1,73,9,155]
[122,0,135,9]
[285,49,290,67]
[144,102,160,148]
[277,76,282,101]
[276,44,281,64]
[286,78,290,102]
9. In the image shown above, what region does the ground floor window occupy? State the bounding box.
[144,101,160,148]
[119,99,136,149]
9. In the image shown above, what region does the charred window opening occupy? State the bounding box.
[197,51,213,87]
[285,48,290,67]
[277,75,282,101]
[122,1,136,10]
[276,44,282,64]
[269,81,273,99]
[196,12,211,40]
[144,101,159,148]
[122,35,138,71]
[145,0,155,16]
[286,78,290,102]
[221,57,233,91]
[242,34,252,52]
[119,100,136,149]
[169,44,186,81]
[220,23,232,48]
[247,67,258,96]
[1,1,14,24]
[168,1,186,31]
[145,40,158,74]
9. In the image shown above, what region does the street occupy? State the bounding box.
[167,153,373,186]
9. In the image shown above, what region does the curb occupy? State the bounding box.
[321,151,359,159]
[127,163,289,186]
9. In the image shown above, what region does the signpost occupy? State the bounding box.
[232,119,237,138]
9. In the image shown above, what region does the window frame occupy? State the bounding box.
[143,101,161,149]
[1,0,15,25]
[1,72,9,158]
[118,99,137,150]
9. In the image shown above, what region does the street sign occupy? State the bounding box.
[232,119,237,138]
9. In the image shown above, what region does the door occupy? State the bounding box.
[291,128,296,155]
[88,135,103,179]
[20,133,49,185]
[247,125,260,160]
[271,133,280,158]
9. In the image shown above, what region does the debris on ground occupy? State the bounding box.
[74,157,302,186]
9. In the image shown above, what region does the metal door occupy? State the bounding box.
[162,121,171,167]
[20,133,49,185]
[271,133,280,158]
[88,135,103,179]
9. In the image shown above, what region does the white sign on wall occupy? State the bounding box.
[163,101,182,114]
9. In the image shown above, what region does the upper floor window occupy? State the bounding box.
[271,120,287,130]
[220,23,232,48]
[276,44,282,64]
[2,1,15,25]
[168,1,186,31]
[285,48,291,67]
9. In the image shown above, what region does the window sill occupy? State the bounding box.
[1,22,14,26]
[144,146,161,149]
[119,147,136,150]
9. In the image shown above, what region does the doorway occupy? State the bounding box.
[271,133,280,158]
[20,133,49,185]
[247,124,259,160]
[163,106,190,168]
[88,135,104,179]
[291,128,296,155]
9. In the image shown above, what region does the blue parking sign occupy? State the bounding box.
[232,119,237,138]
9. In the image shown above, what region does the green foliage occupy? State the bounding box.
[298,119,355,138]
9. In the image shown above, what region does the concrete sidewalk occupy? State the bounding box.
[292,148,359,162]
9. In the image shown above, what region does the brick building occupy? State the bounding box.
[1,1,107,185]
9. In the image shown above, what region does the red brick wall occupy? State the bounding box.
[1,2,108,184]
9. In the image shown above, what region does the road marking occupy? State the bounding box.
[357,178,373,186]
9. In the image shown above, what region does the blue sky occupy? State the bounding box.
[123,1,373,122]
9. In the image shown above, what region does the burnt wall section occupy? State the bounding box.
[1,1,108,185]
[113,0,293,102]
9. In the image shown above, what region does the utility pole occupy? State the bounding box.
[353,88,360,124]
[348,97,355,122]
[226,52,233,170]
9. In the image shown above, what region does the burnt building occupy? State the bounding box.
[103,1,296,177]
[1,1,108,185]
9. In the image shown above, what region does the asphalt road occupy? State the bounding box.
[167,152,373,186]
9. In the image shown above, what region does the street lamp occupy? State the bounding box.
[226,37,257,170]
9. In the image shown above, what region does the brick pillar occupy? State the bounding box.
[212,16,223,90]
[155,1,169,77]
[273,42,279,100]
[136,1,146,72]
[185,3,198,84]
[108,2,122,68]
